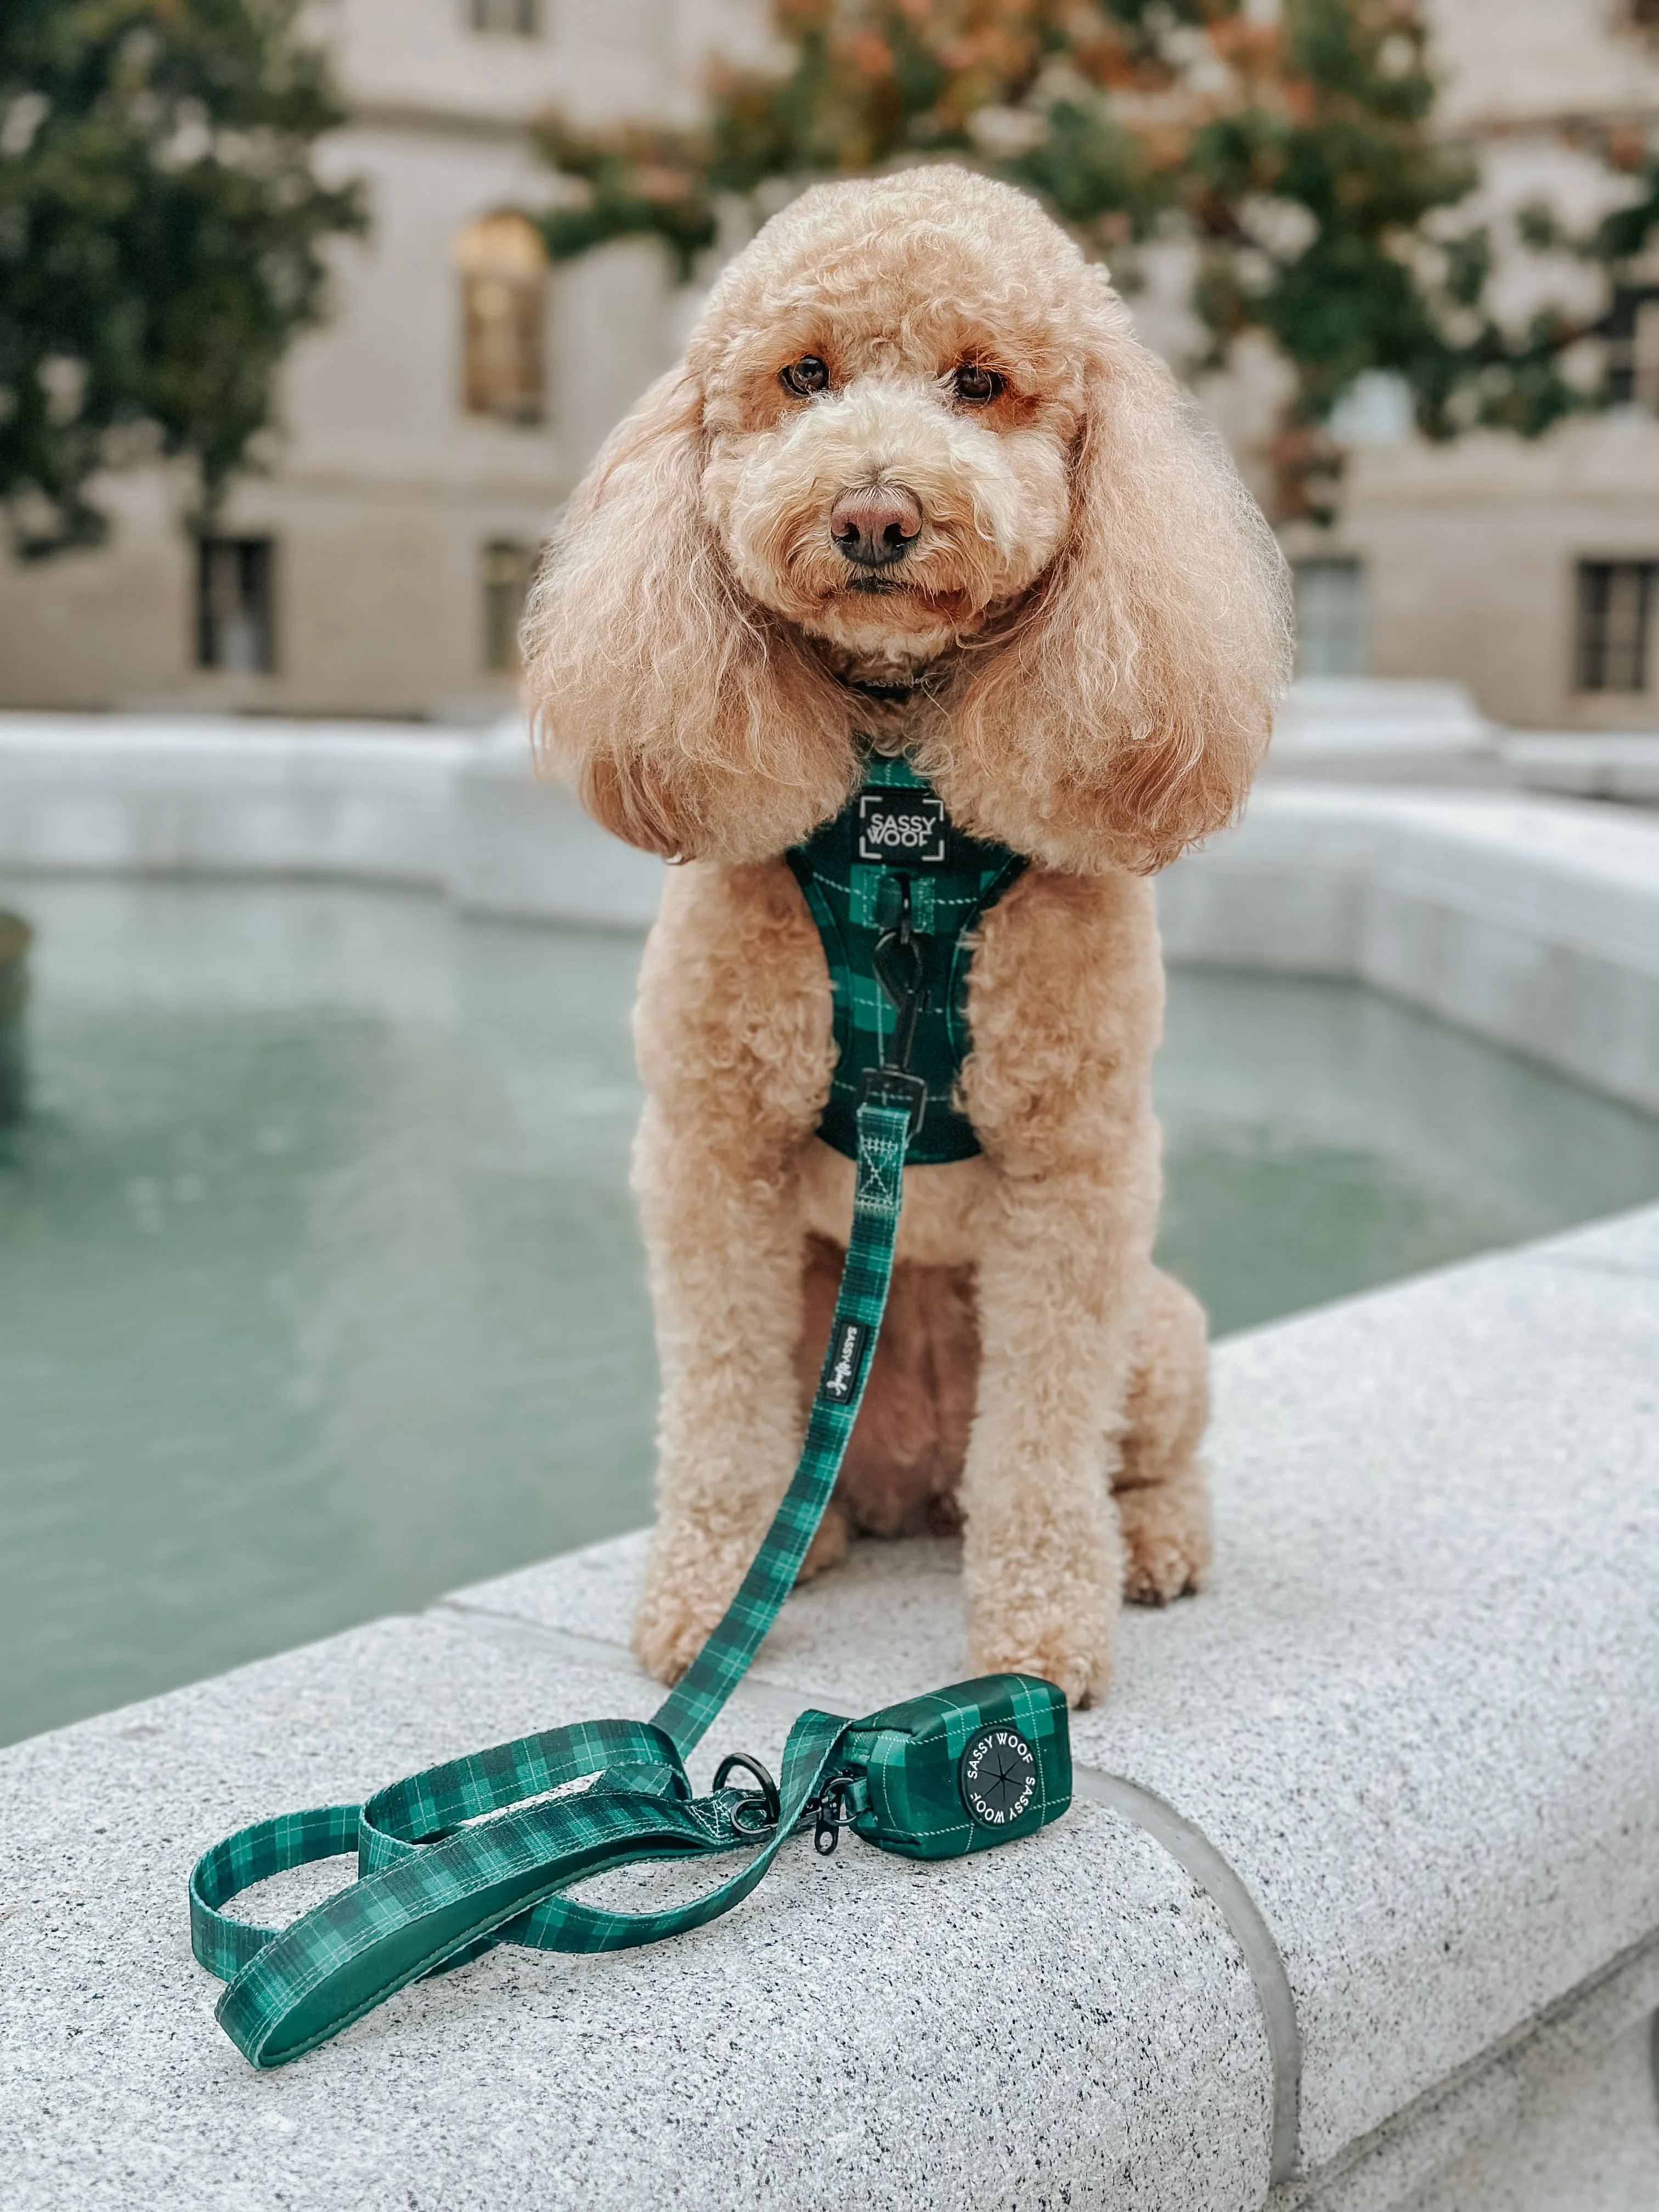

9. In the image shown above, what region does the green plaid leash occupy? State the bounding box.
[651,1074,916,1752]
[189,772,1070,2069]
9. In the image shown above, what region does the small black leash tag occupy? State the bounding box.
[856,789,946,866]
[817,1318,871,1404]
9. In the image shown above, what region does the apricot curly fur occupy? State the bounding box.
[523,167,1291,1705]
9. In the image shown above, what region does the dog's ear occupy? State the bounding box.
[523,366,854,862]
[935,304,1294,875]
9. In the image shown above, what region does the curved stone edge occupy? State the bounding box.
[0,712,665,930]
[434,1597,1306,2188]
[0,1605,1278,2212]
[438,1205,1659,2194]
[1158,784,1659,1114]
[1074,1770,1303,2187]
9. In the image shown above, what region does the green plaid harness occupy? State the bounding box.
[786,751,1025,1165]
[189,763,1067,2071]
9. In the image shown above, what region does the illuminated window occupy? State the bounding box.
[1576,562,1657,693]
[1292,557,1366,678]
[469,0,539,32]
[196,537,275,673]
[455,212,547,426]
[481,541,537,673]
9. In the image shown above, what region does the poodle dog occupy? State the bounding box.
[525,167,1291,1706]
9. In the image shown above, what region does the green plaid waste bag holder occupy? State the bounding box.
[189,767,1071,2070]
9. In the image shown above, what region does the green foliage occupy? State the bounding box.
[0,0,365,558]
[539,122,719,280]
[533,0,1658,521]
[534,2,1218,281]
[1170,0,1635,504]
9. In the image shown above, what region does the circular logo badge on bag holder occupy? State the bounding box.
[958,1724,1039,1827]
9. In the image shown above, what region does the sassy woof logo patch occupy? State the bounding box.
[856,789,947,866]
[817,1318,871,1405]
[958,1724,1039,1828]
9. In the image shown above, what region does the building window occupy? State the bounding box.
[469,0,539,29]
[455,212,547,425]
[481,541,537,673]
[196,537,275,673]
[1576,562,1657,693]
[1605,287,1659,412]
[1327,371,1413,446]
[1292,557,1366,677]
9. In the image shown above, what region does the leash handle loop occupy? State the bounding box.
[210,1711,854,2069]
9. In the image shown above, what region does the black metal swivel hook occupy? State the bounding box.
[810,1774,861,1857]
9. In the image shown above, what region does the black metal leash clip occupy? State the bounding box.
[866,873,928,1137]
[809,1774,861,1858]
[713,1752,781,1839]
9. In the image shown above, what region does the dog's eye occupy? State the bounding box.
[951,364,1003,405]
[780,356,830,397]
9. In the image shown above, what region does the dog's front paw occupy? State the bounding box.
[969,1605,1114,1711]
[631,1552,745,1686]
[1117,1481,1211,1606]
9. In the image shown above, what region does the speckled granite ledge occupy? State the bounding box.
[3,1207,1657,2210]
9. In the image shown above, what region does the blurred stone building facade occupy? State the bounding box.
[0,0,752,721]
[1294,0,1659,730]
[1,0,1656,729]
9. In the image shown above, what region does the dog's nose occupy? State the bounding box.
[830,484,922,568]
